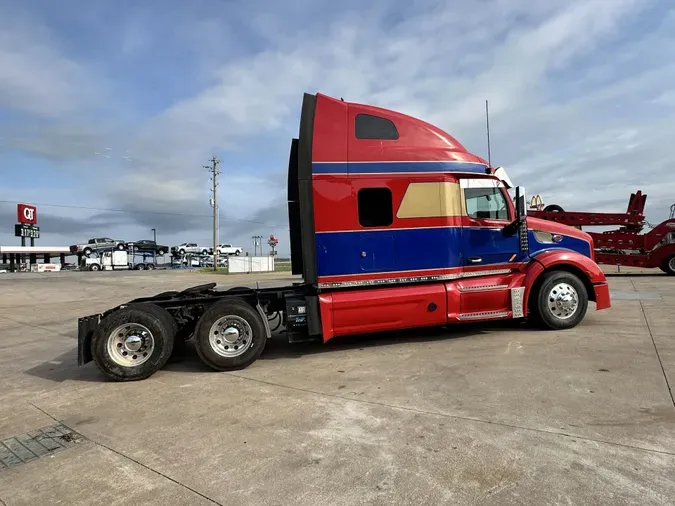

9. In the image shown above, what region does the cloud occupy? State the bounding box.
[0,5,104,118]
[1,0,674,254]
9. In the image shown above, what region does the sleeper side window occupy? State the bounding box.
[355,114,399,140]
[358,188,393,227]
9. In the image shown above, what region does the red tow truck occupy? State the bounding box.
[529,191,675,274]
[77,92,611,381]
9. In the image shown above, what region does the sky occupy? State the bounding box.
[1,0,674,256]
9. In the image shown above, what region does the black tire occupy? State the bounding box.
[661,255,675,275]
[117,243,125,250]
[178,249,186,255]
[544,204,564,212]
[83,247,93,256]
[90,263,101,271]
[194,299,267,371]
[532,271,588,330]
[90,303,177,381]
[201,249,209,255]
[135,264,144,270]
[235,250,241,256]
[157,249,166,256]
[146,264,155,270]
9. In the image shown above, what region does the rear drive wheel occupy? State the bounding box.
[146,263,156,270]
[194,299,267,371]
[91,303,177,381]
[661,255,675,275]
[532,271,588,330]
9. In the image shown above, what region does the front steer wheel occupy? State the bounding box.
[90,303,177,381]
[194,299,267,372]
[660,255,675,275]
[531,271,588,330]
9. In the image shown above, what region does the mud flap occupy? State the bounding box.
[77,314,101,366]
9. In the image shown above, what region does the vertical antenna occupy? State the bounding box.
[485,99,492,167]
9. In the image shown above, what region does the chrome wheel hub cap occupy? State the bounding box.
[209,316,252,358]
[669,257,675,272]
[107,324,155,367]
[547,282,579,319]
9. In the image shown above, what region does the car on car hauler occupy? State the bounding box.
[77,92,611,381]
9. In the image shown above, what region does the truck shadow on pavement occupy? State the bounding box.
[164,320,538,374]
[25,320,539,382]
[24,348,106,383]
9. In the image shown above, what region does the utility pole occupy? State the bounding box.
[204,156,221,271]
[252,235,263,256]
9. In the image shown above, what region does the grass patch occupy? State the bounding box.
[197,267,230,274]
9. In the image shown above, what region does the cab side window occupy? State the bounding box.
[464,187,509,220]
[358,187,393,227]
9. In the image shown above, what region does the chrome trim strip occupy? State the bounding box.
[318,268,514,289]
[511,287,525,318]
[458,311,509,320]
[460,284,509,292]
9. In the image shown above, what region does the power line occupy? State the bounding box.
[0,199,290,229]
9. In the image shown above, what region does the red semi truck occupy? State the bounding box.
[77,92,611,381]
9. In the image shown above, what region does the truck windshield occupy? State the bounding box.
[465,188,509,220]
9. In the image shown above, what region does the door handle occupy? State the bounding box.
[468,257,482,263]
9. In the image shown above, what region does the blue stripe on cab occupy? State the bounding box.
[312,161,488,175]
[314,228,593,278]
[316,227,464,277]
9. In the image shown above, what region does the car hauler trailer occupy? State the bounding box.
[528,191,675,274]
[77,92,611,381]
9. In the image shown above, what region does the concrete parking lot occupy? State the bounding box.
[0,268,673,505]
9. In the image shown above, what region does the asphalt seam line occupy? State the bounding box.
[225,372,675,457]
[0,315,74,340]
[638,300,675,408]
[629,277,675,409]
[28,403,223,506]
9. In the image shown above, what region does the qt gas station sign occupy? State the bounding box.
[15,204,40,240]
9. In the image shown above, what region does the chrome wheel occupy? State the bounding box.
[209,315,252,357]
[547,282,579,320]
[669,256,675,273]
[106,323,155,367]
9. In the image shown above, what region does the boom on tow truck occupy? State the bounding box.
[77,92,611,381]
[528,191,675,274]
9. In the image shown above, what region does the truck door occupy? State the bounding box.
[460,178,519,268]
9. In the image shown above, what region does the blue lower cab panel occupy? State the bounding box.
[316,228,464,277]
[314,227,593,278]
